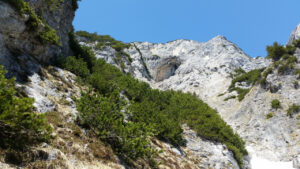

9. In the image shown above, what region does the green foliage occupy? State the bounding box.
[174,92,247,166]
[229,69,263,101]
[266,41,299,75]
[76,31,130,50]
[293,39,300,48]
[285,45,297,55]
[0,65,51,150]
[224,95,236,101]
[278,64,290,75]
[65,56,90,77]
[259,67,273,85]
[69,32,97,71]
[271,99,281,110]
[39,25,61,46]
[69,32,247,167]
[77,91,157,163]
[287,104,300,117]
[235,88,250,101]
[234,67,246,76]
[266,112,274,119]
[266,42,294,61]
[44,0,64,11]
[229,69,263,89]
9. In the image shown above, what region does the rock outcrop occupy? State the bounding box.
[288,23,300,45]
[153,57,181,82]
[0,0,75,80]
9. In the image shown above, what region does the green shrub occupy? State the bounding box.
[266,42,288,61]
[0,65,51,150]
[229,69,263,101]
[236,88,250,101]
[266,112,274,119]
[259,67,273,85]
[65,56,90,77]
[234,67,246,76]
[224,95,236,101]
[39,25,61,46]
[77,91,157,163]
[278,64,290,75]
[44,0,64,11]
[229,69,263,89]
[286,55,298,64]
[271,99,281,110]
[287,104,300,117]
[293,39,300,48]
[285,45,296,55]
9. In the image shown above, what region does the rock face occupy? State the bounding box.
[153,57,181,82]
[88,25,300,168]
[288,23,300,45]
[0,0,75,79]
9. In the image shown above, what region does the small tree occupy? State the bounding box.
[65,56,90,77]
[266,42,287,61]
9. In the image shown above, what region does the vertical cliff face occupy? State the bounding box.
[0,0,75,79]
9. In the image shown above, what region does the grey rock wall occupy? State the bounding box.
[0,0,75,80]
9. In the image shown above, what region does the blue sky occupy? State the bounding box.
[73,0,300,57]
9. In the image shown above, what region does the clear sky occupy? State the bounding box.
[73,0,300,57]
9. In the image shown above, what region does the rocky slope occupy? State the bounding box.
[88,24,300,168]
[0,0,299,168]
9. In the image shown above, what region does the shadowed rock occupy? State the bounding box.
[153,57,181,82]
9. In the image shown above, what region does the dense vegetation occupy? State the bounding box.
[3,0,61,45]
[267,42,299,75]
[0,65,52,150]
[58,32,249,167]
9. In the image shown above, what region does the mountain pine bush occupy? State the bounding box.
[0,65,51,150]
